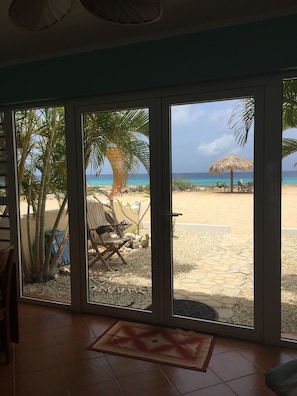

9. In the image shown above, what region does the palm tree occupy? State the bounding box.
[229,79,297,161]
[16,107,150,283]
[83,109,150,199]
[16,107,68,282]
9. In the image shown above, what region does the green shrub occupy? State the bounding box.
[172,180,194,191]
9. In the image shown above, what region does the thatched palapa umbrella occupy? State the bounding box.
[209,154,253,192]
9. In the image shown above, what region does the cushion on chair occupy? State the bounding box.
[265,359,297,395]
[96,225,114,235]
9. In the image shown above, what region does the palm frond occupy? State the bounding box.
[282,138,297,159]
[228,97,255,146]
[282,79,297,130]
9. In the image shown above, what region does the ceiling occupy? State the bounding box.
[1,0,297,67]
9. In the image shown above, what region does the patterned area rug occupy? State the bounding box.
[88,320,215,371]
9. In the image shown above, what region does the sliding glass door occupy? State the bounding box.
[76,88,265,341]
[159,87,266,340]
[169,98,255,327]
[75,88,266,340]
[81,106,153,312]
[8,77,292,346]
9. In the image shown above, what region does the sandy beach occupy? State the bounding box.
[103,184,297,233]
[21,185,297,334]
[20,184,297,231]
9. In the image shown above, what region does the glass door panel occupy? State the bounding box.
[82,107,152,310]
[170,98,255,326]
[15,107,71,304]
[281,78,297,340]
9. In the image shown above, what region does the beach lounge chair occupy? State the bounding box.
[87,200,131,270]
[238,179,248,192]
[247,181,254,193]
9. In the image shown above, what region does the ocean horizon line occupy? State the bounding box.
[86,170,297,187]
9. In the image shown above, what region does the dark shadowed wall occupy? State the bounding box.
[0,14,297,104]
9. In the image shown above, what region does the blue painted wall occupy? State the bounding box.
[0,14,297,104]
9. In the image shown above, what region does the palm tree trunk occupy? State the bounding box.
[34,127,55,281]
[106,148,127,200]
[43,196,68,275]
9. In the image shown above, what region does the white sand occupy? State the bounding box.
[93,184,297,235]
[20,184,297,235]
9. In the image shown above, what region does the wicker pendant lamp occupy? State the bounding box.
[9,0,163,31]
[9,0,74,31]
[80,0,163,24]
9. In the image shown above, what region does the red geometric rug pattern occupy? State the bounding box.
[88,320,215,371]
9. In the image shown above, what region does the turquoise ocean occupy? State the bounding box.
[86,171,297,187]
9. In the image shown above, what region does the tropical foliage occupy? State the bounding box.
[16,107,67,282]
[229,79,297,161]
[84,109,149,199]
[16,107,150,283]
[281,80,297,160]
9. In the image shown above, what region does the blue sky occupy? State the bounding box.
[100,99,297,174]
[171,100,254,173]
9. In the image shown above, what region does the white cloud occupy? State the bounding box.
[171,104,205,126]
[207,107,233,125]
[197,133,239,156]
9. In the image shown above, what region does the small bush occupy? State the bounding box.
[172,180,194,191]
[216,181,228,188]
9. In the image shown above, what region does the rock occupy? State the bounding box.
[59,267,71,276]
[141,234,149,248]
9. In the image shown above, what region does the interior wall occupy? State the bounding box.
[0,14,297,105]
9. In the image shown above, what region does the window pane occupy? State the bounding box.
[15,107,71,304]
[170,98,255,326]
[281,78,297,339]
[82,108,152,310]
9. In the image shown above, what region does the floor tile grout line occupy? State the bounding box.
[213,340,274,373]
[221,381,238,395]
[226,344,286,374]
[157,364,185,395]
[102,353,128,395]
[47,307,71,395]
[84,313,99,339]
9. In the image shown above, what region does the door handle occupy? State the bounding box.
[166,212,183,217]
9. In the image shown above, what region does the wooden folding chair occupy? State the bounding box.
[87,200,131,270]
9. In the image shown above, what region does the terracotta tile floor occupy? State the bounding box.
[1,302,297,395]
